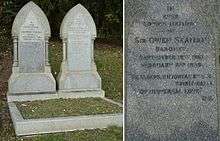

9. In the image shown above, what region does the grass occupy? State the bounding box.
[48,38,63,80]
[95,46,123,103]
[16,98,122,119]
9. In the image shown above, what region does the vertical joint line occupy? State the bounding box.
[13,36,18,67]
[45,36,49,66]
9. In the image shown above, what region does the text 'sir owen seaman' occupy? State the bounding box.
[125,0,219,140]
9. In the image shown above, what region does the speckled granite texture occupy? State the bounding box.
[125,0,219,140]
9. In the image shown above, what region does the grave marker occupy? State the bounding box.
[58,4,104,97]
[8,1,56,95]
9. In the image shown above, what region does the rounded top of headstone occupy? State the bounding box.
[60,4,97,39]
[12,1,51,37]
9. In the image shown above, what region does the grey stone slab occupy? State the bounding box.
[8,73,56,94]
[7,90,105,102]
[9,1,56,95]
[8,101,122,136]
[58,4,103,94]
[18,10,45,73]
[58,71,101,91]
[58,90,105,99]
[125,0,219,140]
[19,42,45,73]
[67,33,92,71]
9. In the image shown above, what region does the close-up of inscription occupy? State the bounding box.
[126,0,219,140]
[18,11,45,73]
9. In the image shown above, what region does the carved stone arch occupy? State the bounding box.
[60,4,96,39]
[12,1,51,37]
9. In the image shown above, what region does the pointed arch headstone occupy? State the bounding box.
[58,4,104,97]
[8,1,56,96]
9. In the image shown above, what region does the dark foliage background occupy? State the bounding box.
[0,0,122,39]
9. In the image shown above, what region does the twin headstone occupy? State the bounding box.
[58,4,101,92]
[8,2,102,97]
[9,1,56,94]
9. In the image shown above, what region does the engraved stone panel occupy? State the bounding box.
[67,14,91,71]
[126,0,218,140]
[19,11,44,73]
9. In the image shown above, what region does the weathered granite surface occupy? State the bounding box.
[125,0,219,140]
[58,4,102,93]
[8,1,56,94]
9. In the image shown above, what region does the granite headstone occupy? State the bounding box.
[58,4,103,96]
[8,1,56,94]
[126,0,219,140]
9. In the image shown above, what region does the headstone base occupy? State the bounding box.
[8,72,56,94]
[58,70,102,91]
[7,90,105,102]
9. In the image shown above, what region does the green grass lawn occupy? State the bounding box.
[16,98,122,119]
[95,45,123,103]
